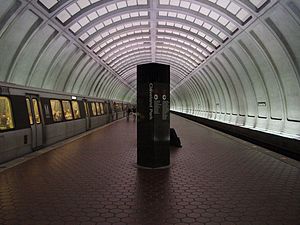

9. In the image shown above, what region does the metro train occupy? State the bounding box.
[0,82,131,164]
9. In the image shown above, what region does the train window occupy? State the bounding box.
[100,103,104,115]
[32,99,41,124]
[62,101,73,120]
[72,101,81,119]
[0,96,14,130]
[104,103,109,114]
[26,98,33,125]
[84,102,89,116]
[96,102,101,115]
[50,100,63,122]
[91,102,97,116]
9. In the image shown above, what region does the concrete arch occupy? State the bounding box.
[0,0,299,139]
[172,0,300,138]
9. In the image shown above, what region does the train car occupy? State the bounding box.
[0,82,128,164]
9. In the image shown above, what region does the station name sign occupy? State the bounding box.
[149,83,153,120]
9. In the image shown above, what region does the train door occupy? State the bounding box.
[26,95,43,149]
[83,100,91,130]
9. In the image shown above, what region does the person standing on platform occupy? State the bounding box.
[132,106,136,122]
[126,107,131,121]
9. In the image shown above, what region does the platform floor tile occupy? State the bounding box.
[0,114,299,225]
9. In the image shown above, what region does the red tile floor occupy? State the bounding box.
[0,114,299,225]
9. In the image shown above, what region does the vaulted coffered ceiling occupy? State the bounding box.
[37,0,270,90]
[1,0,299,137]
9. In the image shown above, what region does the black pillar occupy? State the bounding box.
[137,63,170,168]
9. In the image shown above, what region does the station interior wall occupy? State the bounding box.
[0,0,299,139]
[0,0,136,102]
[171,0,300,138]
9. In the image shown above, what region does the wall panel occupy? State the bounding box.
[78,63,98,95]
[0,2,134,102]
[30,35,68,88]
[72,59,95,93]
[0,10,42,82]
[42,43,77,90]
[10,25,57,85]
[172,0,300,138]
[54,48,84,91]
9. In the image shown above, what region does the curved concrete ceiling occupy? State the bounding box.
[0,0,300,137]
[36,0,262,89]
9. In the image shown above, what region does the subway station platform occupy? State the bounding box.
[0,114,300,225]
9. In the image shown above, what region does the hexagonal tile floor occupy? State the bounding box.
[0,114,299,225]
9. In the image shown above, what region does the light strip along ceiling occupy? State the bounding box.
[38,0,270,90]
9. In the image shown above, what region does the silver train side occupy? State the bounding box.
[0,82,131,164]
